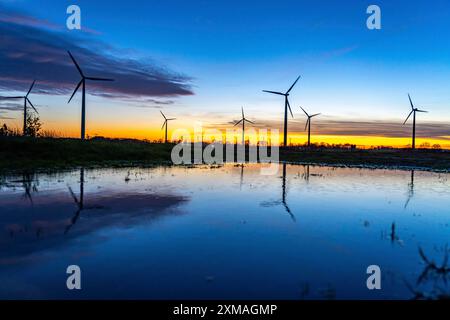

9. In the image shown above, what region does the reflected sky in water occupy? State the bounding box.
[0,164,449,299]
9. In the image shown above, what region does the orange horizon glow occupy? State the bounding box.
[3,118,448,149]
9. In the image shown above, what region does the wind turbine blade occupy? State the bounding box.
[408,94,414,110]
[245,119,255,124]
[160,111,166,119]
[161,120,167,130]
[286,75,301,94]
[0,96,23,99]
[26,80,36,97]
[167,118,176,121]
[241,106,244,119]
[262,90,285,96]
[416,109,428,113]
[68,186,79,205]
[68,80,83,103]
[85,77,114,81]
[299,106,309,117]
[287,99,294,118]
[67,51,84,77]
[311,113,321,117]
[304,118,309,131]
[234,119,243,126]
[282,202,296,222]
[403,110,413,125]
[26,98,38,113]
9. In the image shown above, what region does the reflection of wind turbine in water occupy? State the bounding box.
[303,165,310,182]
[21,173,37,204]
[259,163,296,222]
[404,170,415,208]
[65,168,103,234]
[8,173,38,204]
[281,163,296,222]
[239,164,244,189]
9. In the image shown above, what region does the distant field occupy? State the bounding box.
[1,137,449,171]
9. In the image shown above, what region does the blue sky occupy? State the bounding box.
[0,0,449,142]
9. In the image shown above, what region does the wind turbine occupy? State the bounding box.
[160,111,176,143]
[233,107,255,145]
[403,94,428,150]
[67,51,114,140]
[0,80,38,135]
[263,75,301,146]
[299,106,320,147]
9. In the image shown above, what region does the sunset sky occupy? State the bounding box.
[1,0,449,147]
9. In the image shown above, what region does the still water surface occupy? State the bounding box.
[0,164,449,299]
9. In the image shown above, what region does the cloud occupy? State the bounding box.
[0,116,14,120]
[0,101,22,112]
[309,119,450,139]
[0,111,15,120]
[320,45,359,60]
[205,117,450,140]
[0,5,194,101]
[0,10,61,31]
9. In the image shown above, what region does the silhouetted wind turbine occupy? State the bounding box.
[160,111,176,143]
[300,106,320,147]
[0,80,38,135]
[233,107,255,145]
[403,94,428,150]
[263,75,301,146]
[67,51,114,141]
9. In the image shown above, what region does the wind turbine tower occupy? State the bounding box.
[263,75,301,147]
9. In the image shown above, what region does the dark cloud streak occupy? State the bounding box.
[310,119,450,139]
[0,101,22,112]
[205,118,450,140]
[0,5,194,101]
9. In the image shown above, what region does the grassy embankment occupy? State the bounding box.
[1,137,449,171]
[0,137,174,170]
[279,148,450,171]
